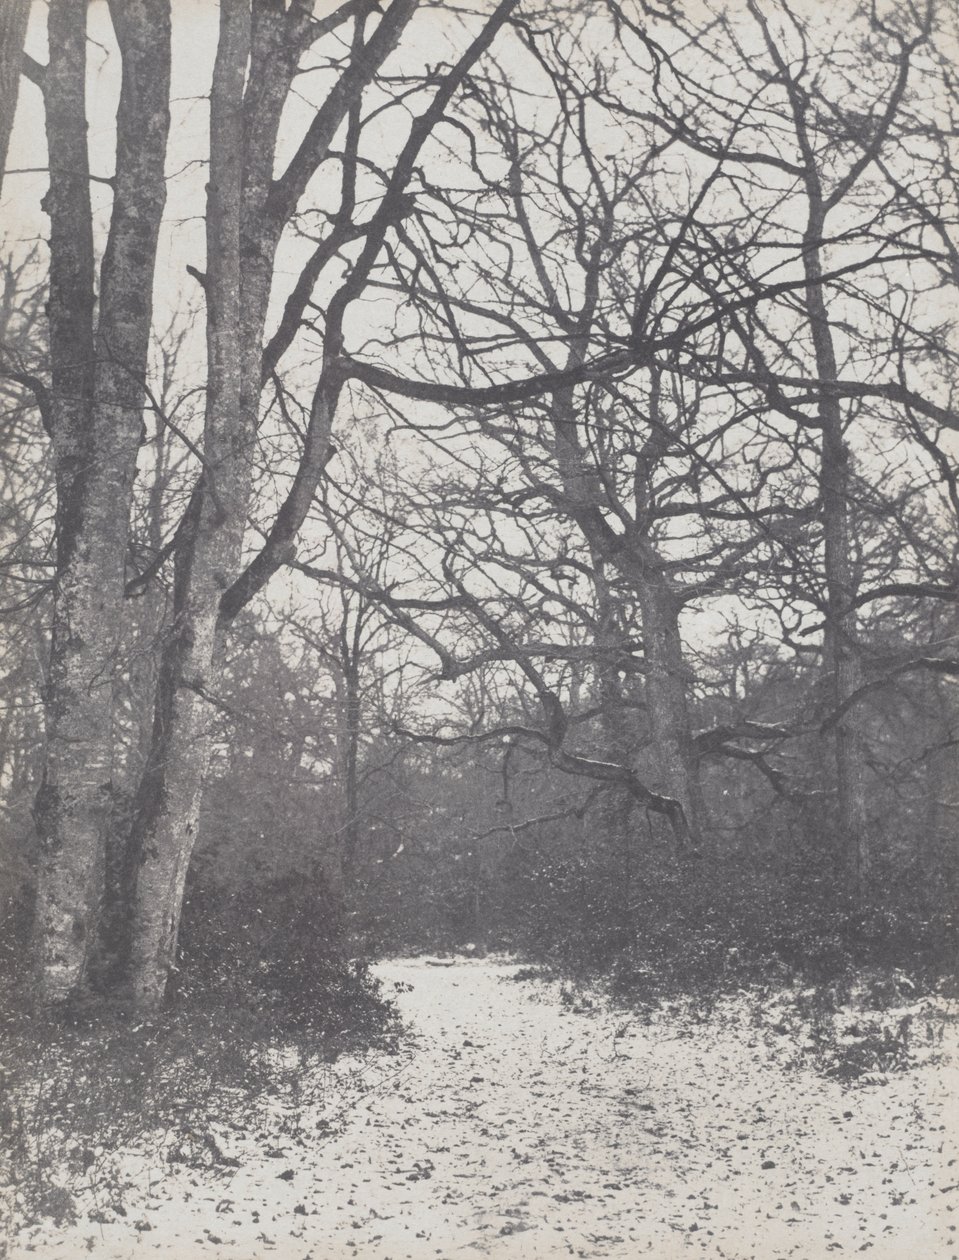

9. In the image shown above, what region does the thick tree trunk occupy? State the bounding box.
[635,566,705,851]
[33,0,171,1002]
[127,0,251,1009]
[116,491,199,985]
[125,597,233,1009]
[98,442,173,984]
[591,558,636,936]
[549,350,703,851]
[32,0,99,1002]
[629,371,704,852]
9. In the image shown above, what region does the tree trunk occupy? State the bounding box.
[98,429,173,984]
[32,0,99,1002]
[123,0,336,1006]
[33,0,171,1002]
[634,564,705,851]
[122,0,311,1005]
[804,202,868,891]
[549,353,702,851]
[127,0,250,1009]
[341,659,362,880]
[125,0,500,1007]
[0,0,30,197]
[590,556,637,936]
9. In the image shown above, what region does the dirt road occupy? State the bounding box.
[11,957,957,1258]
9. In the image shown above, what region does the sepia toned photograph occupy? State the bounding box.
[0,0,957,1256]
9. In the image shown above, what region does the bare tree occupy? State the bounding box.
[126,0,521,1008]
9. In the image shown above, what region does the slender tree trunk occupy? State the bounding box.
[804,203,868,891]
[33,0,171,1002]
[125,0,499,1007]
[761,33,872,891]
[123,0,312,1005]
[123,0,335,1005]
[0,0,30,197]
[120,0,299,993]
[341,660,361,879]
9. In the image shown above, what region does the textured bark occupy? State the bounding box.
[128,0,251,1010]
[122,0,322,1003]
[634,570,704,850]
[98,427,173,983]
[33,0,171,1002]
[32,0,99,1001]
[0,0,30,196]
[590,557,637,933]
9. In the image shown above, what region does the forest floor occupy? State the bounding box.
[7,956,958,1260]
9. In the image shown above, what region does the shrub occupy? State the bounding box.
[175,860,397,1047]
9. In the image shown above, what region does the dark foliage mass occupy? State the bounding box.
[176,864,390,1040]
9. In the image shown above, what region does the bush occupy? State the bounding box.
[497,831,958,1008]
[175,860,397,1047]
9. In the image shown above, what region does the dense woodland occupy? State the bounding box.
[1,0,958,1025]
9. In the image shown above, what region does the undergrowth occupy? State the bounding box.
[0,862,400,1239]
[500,847,958,1085]
[1,970,399,1237]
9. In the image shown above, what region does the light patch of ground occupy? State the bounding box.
[9,957,958,1259]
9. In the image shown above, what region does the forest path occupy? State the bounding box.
[11,957,958,1259]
